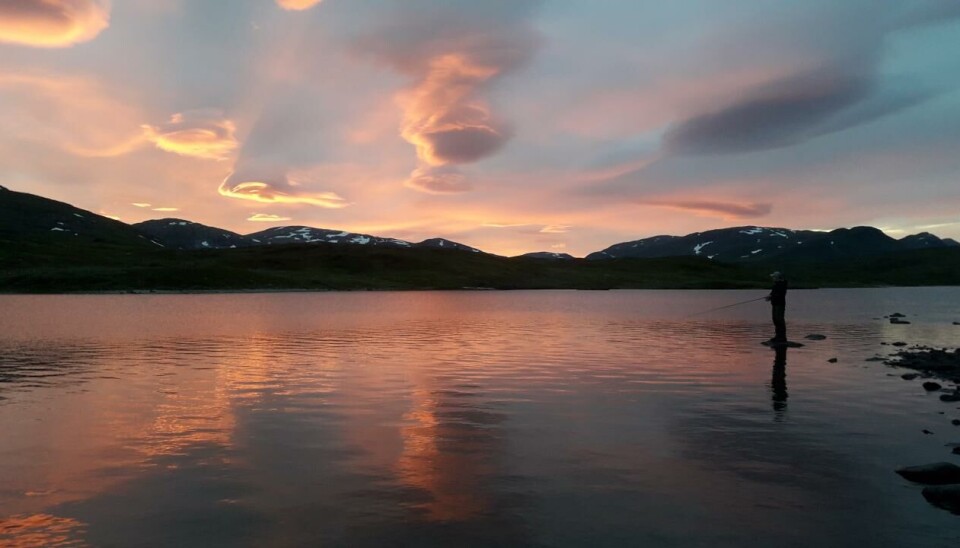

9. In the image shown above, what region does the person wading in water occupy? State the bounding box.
[766,271,788,343]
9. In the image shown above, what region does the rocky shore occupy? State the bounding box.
[878,315,960,515]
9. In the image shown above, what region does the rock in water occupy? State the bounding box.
[805,334,827,340]
[942,393,960,403]
[952,419,960,426]
[890,312,906,318]
[896,462,960,485]
[892,341,907,347]
[901,373,920,380]
[761,340,804,348]
[828,358,838,363]
[922,485,960,515]
[923,382,943,391]
[890,318,911,325]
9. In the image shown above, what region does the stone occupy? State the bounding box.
[892,341,907,347]
[953,321,960,326]
[901,373,920,380]
[923,382,943,391]
[923,429,935,435]
[953,420,960,426]
[922,485,960,515]
[865,356,884,362]
[828,358,838,363]
[804,334,827,340]
[890,312,906,318]
[942,393,960,403]
[890,318,911,325]
[896,462,960,485]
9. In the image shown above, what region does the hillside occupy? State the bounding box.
[1,186,958,292]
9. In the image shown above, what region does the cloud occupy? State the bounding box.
[660,5,960,157]
[539,224,571,234]
[151,207,179,212]
[219,169,349,208]
[247,213,292,222]
[642,200,773,220]
[142,109,238,160]
[354,0,541,191]
[0,0,110,48]
[404,165,471,194]
[0,71,143,157]
[276,0,322,10]
[131,202,151,208]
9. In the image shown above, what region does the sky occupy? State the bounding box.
[1,0,959,257]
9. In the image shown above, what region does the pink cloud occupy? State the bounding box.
[0,0,110,48]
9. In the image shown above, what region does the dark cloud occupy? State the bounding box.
[661,4,960,157]
[664,68,873,155]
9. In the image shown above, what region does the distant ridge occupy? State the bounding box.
[587,225,959,263]
[2,186,958,263]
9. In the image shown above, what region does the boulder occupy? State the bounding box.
[828,358,838,363]
[890,318,911,325]
[892,341,907,347]
[941,393,960,403]
[953,419,960,426]
[922,485,960,514]
[804,334,827,340]
[890,312,906,318]
[901,373,920,380]
[923,382,943,391]
[895,462,960,485]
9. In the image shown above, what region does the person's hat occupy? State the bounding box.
[770,271,783,280]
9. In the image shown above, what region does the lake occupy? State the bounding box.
[1,289,959,547]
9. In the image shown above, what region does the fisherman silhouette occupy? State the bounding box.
[771,345,788,421]
[765,271,788,343]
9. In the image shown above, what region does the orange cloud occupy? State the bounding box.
[540,224,571,234]
[399,54,507,167]
[220,170,349,208]
[131,202,151,208]
[404,165,471,194]
[247,213,292,222]
[0,0,110,48]
[151,207,178,212]
[142,110,238,160]
[276,0,322,10]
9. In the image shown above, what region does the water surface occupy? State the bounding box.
[1,289,959,547]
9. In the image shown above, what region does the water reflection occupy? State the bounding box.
[1,290,960,546]
[770,346,788,420]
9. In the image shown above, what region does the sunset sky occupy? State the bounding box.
[2,0,959,256]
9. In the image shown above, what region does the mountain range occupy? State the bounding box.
[2,185,959,291]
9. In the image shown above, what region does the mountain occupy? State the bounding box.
[586,225,959,263]
[134,221,488,254]
[2,186,959,292]
[0,186,154,251]
[415,238,484,254]
[133,219,248,250]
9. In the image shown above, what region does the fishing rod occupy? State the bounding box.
[684,295,769,318]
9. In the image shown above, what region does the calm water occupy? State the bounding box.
[1,289,959,547]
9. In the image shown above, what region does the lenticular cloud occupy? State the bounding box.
[276,0,322,11]
[143,110,239,161]
[354,0,541,193]
[0,0,110,48]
